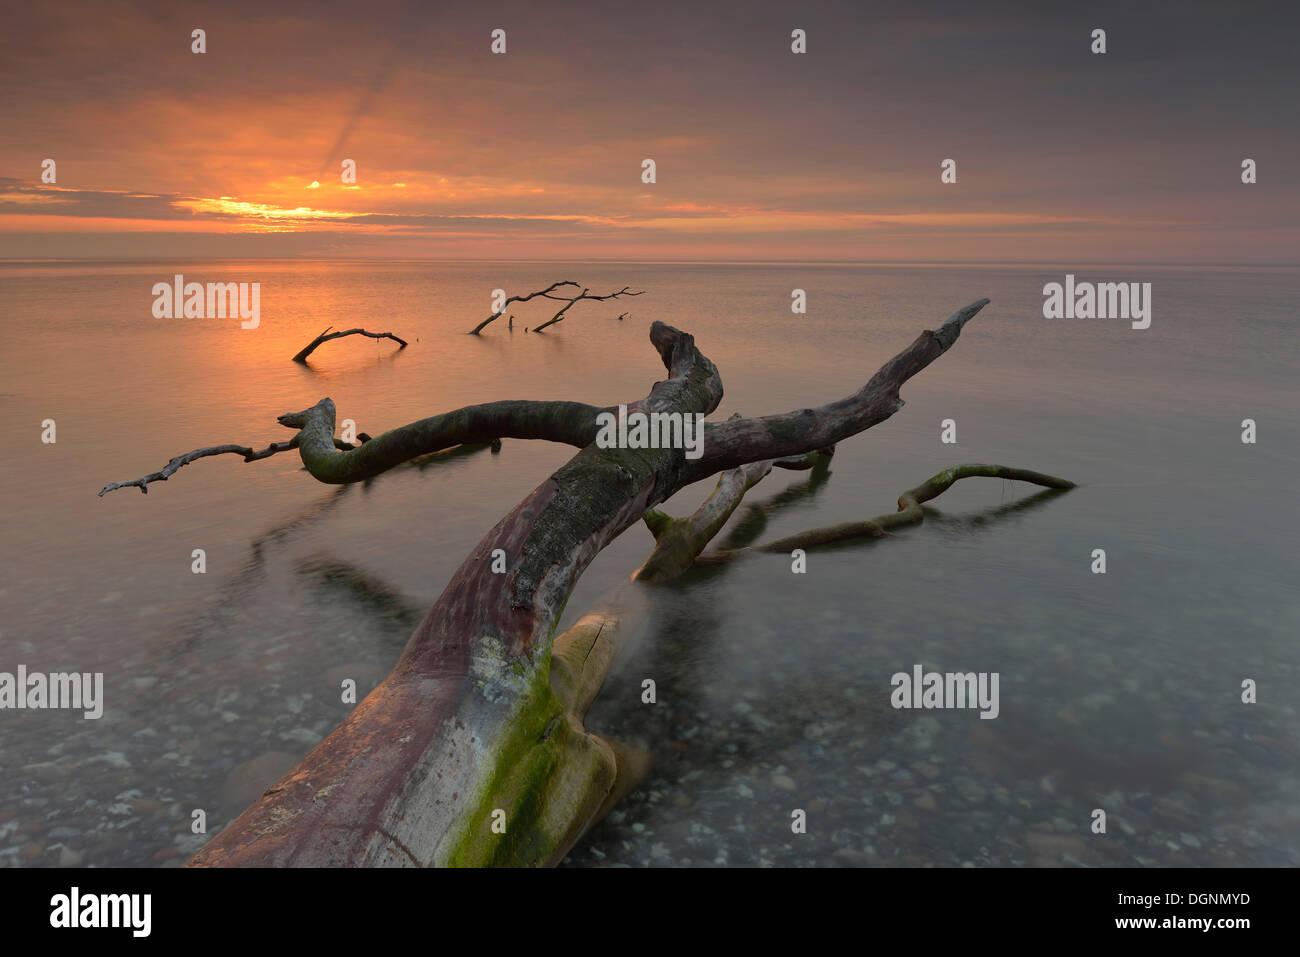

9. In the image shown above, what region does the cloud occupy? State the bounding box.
[0,1,1296,260]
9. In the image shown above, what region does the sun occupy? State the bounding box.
[308,181,321,189]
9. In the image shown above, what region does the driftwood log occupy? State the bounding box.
[102,297,1070,866]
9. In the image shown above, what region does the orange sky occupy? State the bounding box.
[1,0,1296,262]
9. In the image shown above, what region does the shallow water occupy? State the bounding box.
[1,260,1296,867]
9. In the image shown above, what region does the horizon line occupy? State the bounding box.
[2,257,1297,269]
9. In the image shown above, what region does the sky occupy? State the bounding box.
[1,0,1297,263]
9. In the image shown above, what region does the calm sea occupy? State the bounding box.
[1,260,1296,867]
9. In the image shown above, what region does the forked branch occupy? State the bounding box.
[469,281,644,334]
[533,287,644,332]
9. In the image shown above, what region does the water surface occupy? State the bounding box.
[1,260,1296,867]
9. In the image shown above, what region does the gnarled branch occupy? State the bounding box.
[685,299,990,480]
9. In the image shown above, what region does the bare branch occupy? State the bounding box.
[468,280,580,334]
[98,440,299,496]
[273,321,713,486]
[275,397,600,485]
[292,326,408,363]
[102,317,704,498]
[532,287,589,333]
[685,298,991,480]
[469,281,644,334]
[98,436,360,496]
[698,464,1075,562]
[533,286,644,333]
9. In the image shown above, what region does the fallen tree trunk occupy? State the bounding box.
[171,300,1002,867]
[292,326,408,363]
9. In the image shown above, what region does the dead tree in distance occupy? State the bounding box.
[469,281,643,334]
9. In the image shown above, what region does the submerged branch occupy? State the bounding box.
[533,287,644,332]
[292,326,408,363]
[635,445,833,583]
[469,281,643,334]
[695,464,1075,563]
